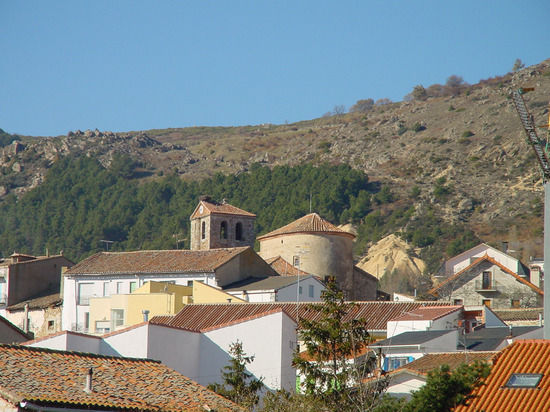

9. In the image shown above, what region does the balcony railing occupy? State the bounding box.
[77,295,91,306]
[474,279,500,292]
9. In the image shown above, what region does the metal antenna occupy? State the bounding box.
[100,240,114,252]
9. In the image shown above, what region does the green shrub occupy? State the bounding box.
[461,131,474,138]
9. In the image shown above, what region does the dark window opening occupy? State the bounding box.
[201,221,206,240]
[236,222,243,241]
[482,271,492,289]
[221,221,228,239]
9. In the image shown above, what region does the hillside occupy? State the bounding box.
[1,59,550,291]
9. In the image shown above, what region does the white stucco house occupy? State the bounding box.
[436,243,530,279]
[61,247,279,332]
[29,305,298,392]
[386,305,463,338]
[223,275,325,302]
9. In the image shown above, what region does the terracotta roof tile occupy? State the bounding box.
[392,351,496,376]
[7,291,61,311]
[389,305,462,322]
[191,200,256,219]
[492,308,544,322]
[428,254,543,296]
[0,344,242,411]
[0,345,242,411]
[150,301,450,332]
[65,247,249,276]
[456,340,550,412]
[257,213,355,240]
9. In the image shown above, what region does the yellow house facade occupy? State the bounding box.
[89,281,245,334]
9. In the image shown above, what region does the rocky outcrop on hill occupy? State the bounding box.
[1,59,549,264]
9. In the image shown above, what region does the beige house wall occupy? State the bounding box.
[192,282,246,303]
[259,232,357,297]
[6,306,62,339]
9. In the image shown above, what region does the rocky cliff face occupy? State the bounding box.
[2,59,550,264]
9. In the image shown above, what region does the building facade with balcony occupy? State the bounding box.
[428,254,543,309]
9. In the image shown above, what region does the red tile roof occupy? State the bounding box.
[0,345,242,411]
[492,308,544,323]
[150,301,450,332]
[389,305,462,322]
[428,254,543,297]
[257,213,355,240]
[65,247,250,275]
[456,340,550,412]
[265,256,312,276]
[190,200,256,219]
[392,351,496,376]
[7,291,61,311]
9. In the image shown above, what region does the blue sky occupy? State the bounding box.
[1,1,549,137]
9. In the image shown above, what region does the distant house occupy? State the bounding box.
[455,340,550,412]
[5,290,62,338]
[62,247,278,332]
[386,305,463,338]
[0,253,73,311]
[0,344,242,412]
[370,330,460,371]
[436,243,530,280]
[374,351,496,400]
[223,275,325,302]
[428,254,543,309]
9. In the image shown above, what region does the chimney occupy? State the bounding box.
[84,368,93,393]
[501,241,509,254]
[142,310,150,322]
[227,298,232,303]
[23,303,29,334]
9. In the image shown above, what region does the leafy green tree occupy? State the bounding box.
[208,340,264,410]
[293,277,379,411]
[403,361,490,411]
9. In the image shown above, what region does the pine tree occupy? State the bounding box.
[293,277,378,411]
[208,340,264,409]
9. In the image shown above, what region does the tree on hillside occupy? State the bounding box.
[512,58,525,72]
[350,98,375,113]
[208,340,264,409]
[293,277,384,411]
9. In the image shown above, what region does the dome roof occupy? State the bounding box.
[257,213,355,241]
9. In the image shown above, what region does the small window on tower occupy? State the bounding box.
[236,222,243,241]
[221,221,228,239]
[201,221,206,240]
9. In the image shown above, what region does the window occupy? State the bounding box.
[103,282,110,297]
[482,299,491,307]
[116,282,124,294]
[506,373,543,388]
[187,280,194,287]
[236,222,243,241]
[77,283,93,305]
[95,320,110,334]
[383,356,413,372]
[293,256,300,268]
[84,312,90,331]
[111,309,124,330]
[309,285,314,298]
[220,221,228,239]
[130,282,137,293]
[201,221,206,240]
[299,286,303,295]
[482,271,492,289]
[47,320,55,331]
[512,299,520,308]
[453,299,463,305]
